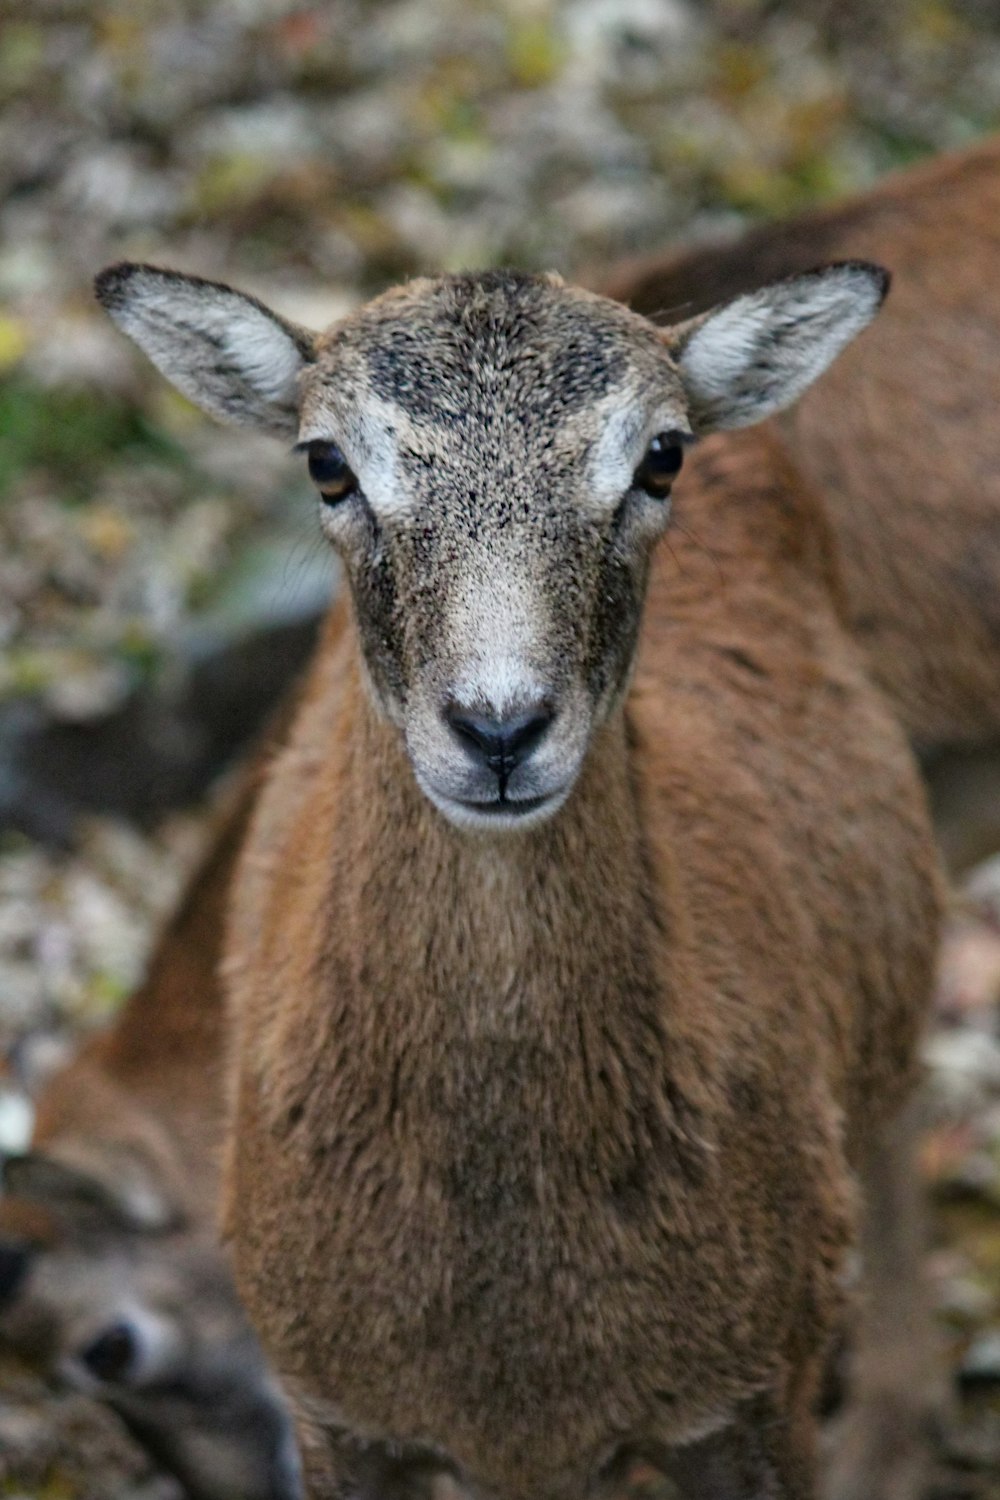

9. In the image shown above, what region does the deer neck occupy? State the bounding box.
[325,654,665,1047]
[254,627,706,1217]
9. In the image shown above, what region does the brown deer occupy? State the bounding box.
[95,257,942,1500]
[5,136,998,1500]
[599,135,1000,871]
[0,768,302,1500]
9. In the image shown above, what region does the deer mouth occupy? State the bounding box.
[460,792,552,817]
[428,785,571,831]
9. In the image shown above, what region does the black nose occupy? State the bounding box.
[79,1320,140,1383]
[446,704,553,779]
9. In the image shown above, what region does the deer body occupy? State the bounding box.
[97,261,941,1497]
[223,433,938,1498]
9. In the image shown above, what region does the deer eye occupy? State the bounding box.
[633,433,685,499]
[79,1321,139,1383]
[306,441,357,504]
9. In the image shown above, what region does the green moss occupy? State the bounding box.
[114,625,164,682]
[0,379,185,503]
[0,22,46,98]
[505,17,564,89]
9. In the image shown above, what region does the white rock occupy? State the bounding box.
[960,1330,1000,1384]
[924,1029,1000,1090]
[0,1087,33,1156]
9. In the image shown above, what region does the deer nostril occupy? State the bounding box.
[446,704,553,776]
[0,1242,31,1311]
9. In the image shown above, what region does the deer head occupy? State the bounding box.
[0,1150,301,1500]
[96,262,886,831]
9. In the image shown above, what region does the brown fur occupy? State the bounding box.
[90,215,956,1499]
[29,779,245,1224]
[223,428,941,1499]
[598,134,1000,754]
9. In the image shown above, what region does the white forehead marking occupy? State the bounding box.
[585,398,691,512]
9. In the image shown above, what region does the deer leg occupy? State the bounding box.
[824,1093,942,1500]
[652,1374,822,1500]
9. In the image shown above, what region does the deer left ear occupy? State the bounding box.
[95,262,318,440]
[3,1148,178,1232]
[665,261,889,434]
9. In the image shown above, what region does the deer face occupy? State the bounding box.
[0,1153,301,1500]
[298,274,695,827]
[96,262,886,830]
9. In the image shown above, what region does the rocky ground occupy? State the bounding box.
[1,0,1000,1494]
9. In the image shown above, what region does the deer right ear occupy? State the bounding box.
[95,262,318,440]
[666,261,889,434]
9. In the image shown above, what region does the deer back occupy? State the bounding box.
[601,134,1000,751]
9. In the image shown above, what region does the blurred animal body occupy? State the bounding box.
[95,252,942,1500]
[600,135,1000,870]
[0,773,302,1500]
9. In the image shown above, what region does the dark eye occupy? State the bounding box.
[306,441,357,504]
[0,1241,32,1310]
[633,432,685,499]
[79,1320,139,1383]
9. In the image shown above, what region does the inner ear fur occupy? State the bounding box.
[95,262,319,440]
[662,260,890,434]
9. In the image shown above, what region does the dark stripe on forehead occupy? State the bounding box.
[364,276,627,428]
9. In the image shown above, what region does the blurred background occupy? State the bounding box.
[2,0,1000,1493]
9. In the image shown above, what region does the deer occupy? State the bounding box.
[2,136,995,1500]
[598,133,1000,874]
[92,253,944,1500]
[0,765,302,1500]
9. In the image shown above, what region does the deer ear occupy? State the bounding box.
[666,262,889,434]
[95,262,318,440]
[3,1148,178,1233]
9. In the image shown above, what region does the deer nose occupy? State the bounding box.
[446,703,553,777]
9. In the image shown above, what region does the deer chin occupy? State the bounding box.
[421,782,574,833]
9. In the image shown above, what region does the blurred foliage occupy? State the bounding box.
[0,379,183,504]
